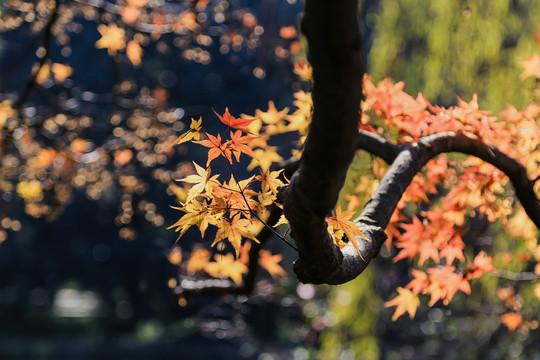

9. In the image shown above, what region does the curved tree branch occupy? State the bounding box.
[293,131,540,284]
[278,0,540,286]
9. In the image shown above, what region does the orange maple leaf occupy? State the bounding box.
[406,269,429,295]
[197,133,229,165]
[465,251,495,279]
[518,54,540,79]
[214,108,256,132]
[259,250,286,278]
[385,287,420,321]
[212,215,259,257]
[255,168,284,195]
[501,312,523,332]
[225,130,255,161]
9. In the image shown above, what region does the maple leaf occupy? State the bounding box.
[326,203,369,260]
[214,108,256,132]
[214,175,256,212]
[247,147,284,171]
[465,251,495,279]
[197,133,230,165]
[273,214,289,228]
[293,60,313,82]
[226,130,255,161]
[172,118,202,146]
[427,266,470,306]
[255,101,289,126]
[51,63,72,83]
[407,269,429,295]
[501,312,523,332]
[179,162,219,204]
[385,287,420,321]
[168,198,220,239]
[186,248,211,274]
[255,168,284,195]
[259,250,286,278]
[212,215,259,257]
[95,24,126,56]
[204,254,248,285]
[439,235,465,264]
[518,54,540,79]
[393,216,425,263]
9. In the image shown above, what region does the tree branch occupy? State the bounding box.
[295,131,540,284]
[356,129,403,164]
[13,0,60,112]
[280,0,364,284]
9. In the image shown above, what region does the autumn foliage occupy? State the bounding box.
[1,0,539,336]
[169,31,540,330]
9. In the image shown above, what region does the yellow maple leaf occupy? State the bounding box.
[170,117,202,146]
[186,248,211,274]
[385,287,420,321]
[179,162,219,204]
[247,146,283,171]
[204,253,248,284]
[255,101,289,125]
[168,198,221,240]
[326,203,369,260]
[95,24,126,56]
[51,63,72,83]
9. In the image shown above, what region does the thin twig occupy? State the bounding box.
[490,269,540,281]
[14,0,60,112]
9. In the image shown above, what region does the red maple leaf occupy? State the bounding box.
[214,108,256,132]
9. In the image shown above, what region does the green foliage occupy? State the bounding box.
[366,0,540,110]
[319,269,380,360]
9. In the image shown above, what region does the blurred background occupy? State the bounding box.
[0,0,539,359]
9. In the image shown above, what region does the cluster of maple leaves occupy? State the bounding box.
[360,62,539,327]
[170,37,539,330]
